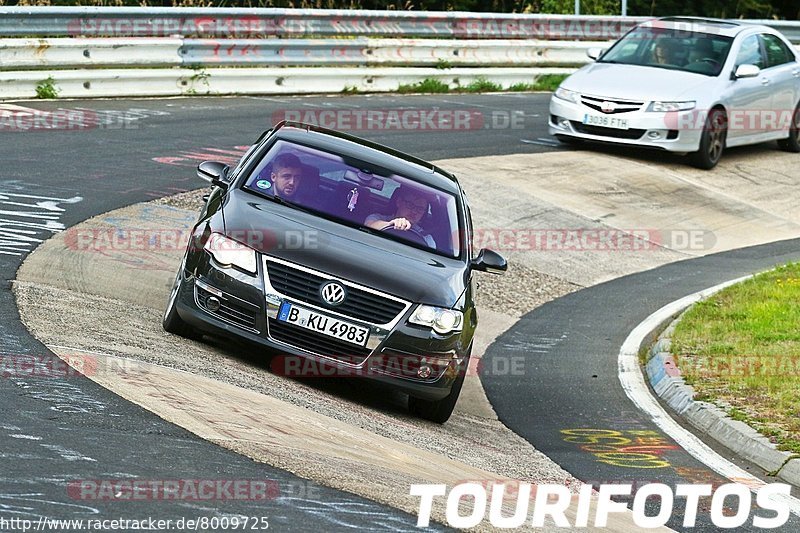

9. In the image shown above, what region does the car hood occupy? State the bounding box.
[222,190,468,308]
[565,63,713,101]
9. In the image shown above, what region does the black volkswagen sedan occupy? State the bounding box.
[163,122,506,423]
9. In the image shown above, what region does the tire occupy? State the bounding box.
[690,108,727,170]
[408,354,469,424]
[162,267,195,338]
[777,104,800,153]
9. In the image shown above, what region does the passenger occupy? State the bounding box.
[652,39,678,66]
[365,187,436,248]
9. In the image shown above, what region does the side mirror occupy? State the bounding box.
[733,64,760,79]
[197,161,230,190]
[587,47,604,61]
[471,249,507,274]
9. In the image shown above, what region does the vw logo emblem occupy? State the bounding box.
[601,101,616,113]
[319,281,346,306]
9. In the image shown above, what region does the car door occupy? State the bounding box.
[759,33,800,135]
[726,33,772,142]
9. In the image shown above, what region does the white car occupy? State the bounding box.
[549,17,800,169]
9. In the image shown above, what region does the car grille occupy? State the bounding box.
[570,121,646,140]
[267,318,371,365]
[581,95,644,114]
[266,260,407,325]
[196,284,259,332]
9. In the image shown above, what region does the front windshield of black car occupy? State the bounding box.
[599,26,733,76]
[242,139,462,258]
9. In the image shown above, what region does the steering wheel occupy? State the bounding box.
[698,57,720,67]
[379,222,429,246]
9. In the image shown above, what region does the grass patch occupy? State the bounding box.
[671,262,800,452]
[462,77,503,93]
[35,76,59,99]
[533,74,570,92]
[341,85,359,94]
[397,78,450,94]
[508,82,537,92]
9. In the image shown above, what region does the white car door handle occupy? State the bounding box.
[793,69,800,78]
[760,78,770,85]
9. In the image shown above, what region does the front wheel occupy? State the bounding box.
[777,104,800,153]
[690,108,727,170]
[163,268,194,338]
[408,354,469,424]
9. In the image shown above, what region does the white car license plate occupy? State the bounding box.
[583,114,630,130]
[277,302,369,347]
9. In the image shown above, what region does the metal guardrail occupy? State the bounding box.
[0,8,797,42]
[1,8,799,100]
[0,38,602,69]
[0,8,647,40]
[0,67,573,100]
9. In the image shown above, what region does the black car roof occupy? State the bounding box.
[268,122,462,195]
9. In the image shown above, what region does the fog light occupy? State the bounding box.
[206,296,221,312]
[417,365,432,379]
[559,118,570,129]
[647,131,662,140]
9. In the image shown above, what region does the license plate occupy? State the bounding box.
[277,302,369,347]
[583,113,630,130]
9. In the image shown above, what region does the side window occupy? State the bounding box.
[735,35,765,70]
[761,34,795,68]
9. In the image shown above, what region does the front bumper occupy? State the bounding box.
[174,254,469,401]
[548,96,703,153]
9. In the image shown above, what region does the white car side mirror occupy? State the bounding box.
[734,64,760,79]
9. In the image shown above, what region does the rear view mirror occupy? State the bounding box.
[197,161,230,190]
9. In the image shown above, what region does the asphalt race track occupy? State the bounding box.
[483,240,800,532]
[2,92,798,531]
[0,93,553,530]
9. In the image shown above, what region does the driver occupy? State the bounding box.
[365,187,436,248]
[270,153,304,199]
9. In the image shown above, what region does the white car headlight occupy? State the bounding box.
[554,87,580,104]
[203,233,257,275]
[647,101,696,112]
[409,305,463,335]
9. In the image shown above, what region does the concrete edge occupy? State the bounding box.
[644,306,800,487]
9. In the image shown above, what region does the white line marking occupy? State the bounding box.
[618,274,800,516]
[520,138,560,147]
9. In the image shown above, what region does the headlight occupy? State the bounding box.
[647,101,696,112]
[203,233,257,275]
[554,87,580,104]
[409,305,463,335]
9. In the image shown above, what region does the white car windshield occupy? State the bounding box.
[599,27,734,76]
[243,140,462,258]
